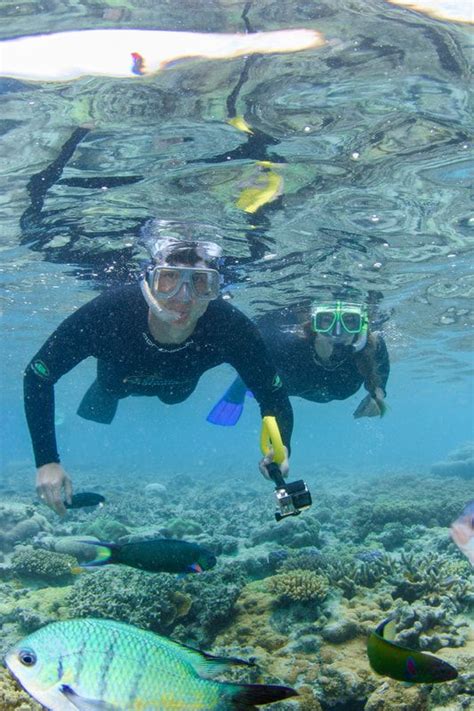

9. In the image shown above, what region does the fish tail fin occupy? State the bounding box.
[226,682,297,709]
[206,377,249,426]
[178,563,203,579]
[77,540,117,567]
[187,562,203,574]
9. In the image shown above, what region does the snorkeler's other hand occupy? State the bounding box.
[36,463,73,516]
[353,388,386,418]
[259,446,290,480]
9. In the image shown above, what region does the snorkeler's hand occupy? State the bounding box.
[259,446,289,480]
[353,388,386,418]
[36,463,73,516]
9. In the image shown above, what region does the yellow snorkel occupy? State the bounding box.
[260,416,312,522]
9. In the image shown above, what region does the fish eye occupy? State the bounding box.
[19,649,37,666]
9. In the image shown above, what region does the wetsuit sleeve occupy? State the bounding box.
[225,309,294,454]
[24,302,98,467]
[374,335,390,396]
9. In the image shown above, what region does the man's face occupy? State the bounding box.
[155,259,213,327]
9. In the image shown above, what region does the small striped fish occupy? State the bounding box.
[5,618,297,709]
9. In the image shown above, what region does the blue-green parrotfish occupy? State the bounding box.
[76,537,217,575]
[5,618,298,710]
[367,618,458,683]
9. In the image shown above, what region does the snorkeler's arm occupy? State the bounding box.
[24,302,99,467]
[374,334,390,396]
[354,334,390,419]
[224,307,293,453]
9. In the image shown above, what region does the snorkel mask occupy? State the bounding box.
[141,238,223,323]
[311,301,368,352]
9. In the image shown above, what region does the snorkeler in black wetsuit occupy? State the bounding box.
[207,301,390,426]
[24,238,293,516]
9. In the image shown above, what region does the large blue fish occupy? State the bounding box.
[6,618,298,709]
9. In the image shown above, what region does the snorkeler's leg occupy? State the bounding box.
[77,380,119,424]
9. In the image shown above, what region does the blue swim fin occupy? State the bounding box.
[206,377,251,426]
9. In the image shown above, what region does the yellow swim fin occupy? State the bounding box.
[236,161,284,214]
[228,116,254,134]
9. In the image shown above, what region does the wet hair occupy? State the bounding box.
[163,246,204,267]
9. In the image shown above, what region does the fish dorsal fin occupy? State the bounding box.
[60,684,118,710]
[382,619,397,641]
[176,644,255,679]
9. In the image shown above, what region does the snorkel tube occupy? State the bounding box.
[261,417,312,521]
[140,271,184,324]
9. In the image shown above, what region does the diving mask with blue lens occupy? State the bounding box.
[311,301,368,351]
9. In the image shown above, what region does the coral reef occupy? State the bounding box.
[66,567,191,634]
[7,547,76,582]
[0,666,41,710]
[173,566,246,647]
[1,467,473,710]
[0,503,51,552]
[431,441,474,479]
[81,513,130,541]
[348,474,473,541]
[251,514,321,548]
[161,516,203,538]
[266,569,329,604]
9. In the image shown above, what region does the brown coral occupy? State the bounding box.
[266,569,329,603]
[0,666,41,710]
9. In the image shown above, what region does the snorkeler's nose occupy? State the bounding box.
[335,320,341,336]
[174,282,193,302]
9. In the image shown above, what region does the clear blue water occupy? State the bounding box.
[0,1,472,709]
[1,0,472,479]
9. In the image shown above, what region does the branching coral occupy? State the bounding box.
[389,551,473,607]
[266,569,329,603]
[325,553,393,599]
[277,547,326,573]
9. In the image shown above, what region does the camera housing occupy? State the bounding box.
[266,463,312,521]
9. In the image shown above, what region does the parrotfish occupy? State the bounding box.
[450,500,474,566]
[5,618,298,710]
[367,618,458,683]
[76,537,217,574]
[0,28,325,81]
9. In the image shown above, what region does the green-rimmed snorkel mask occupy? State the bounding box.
[311,301,368,352]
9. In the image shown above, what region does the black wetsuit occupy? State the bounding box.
[257,325,390,402]
[214,324,390,416]
[24,285,293,468]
